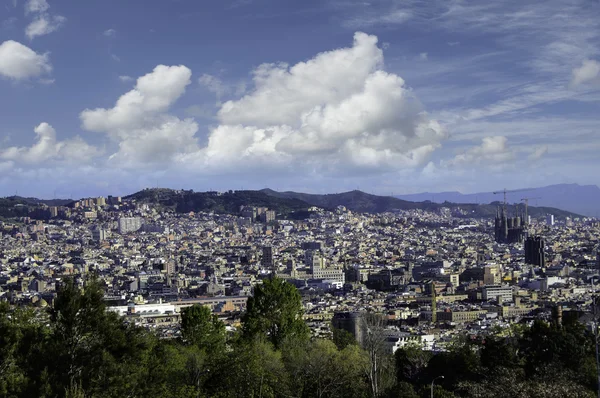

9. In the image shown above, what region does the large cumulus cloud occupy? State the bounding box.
[0,123,99,165]
[74,32,445,177]
[188,32,446,175]
[79,65,199,167]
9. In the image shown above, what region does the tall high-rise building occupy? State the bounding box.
[260,210,276,223]
[91,226,107,242]
[261,246,274,269]
[546,214,555,226]
[525,236,545,267]
[118,217,143,234]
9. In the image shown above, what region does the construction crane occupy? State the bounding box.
[492,188,533,211]
[521,197,542,226]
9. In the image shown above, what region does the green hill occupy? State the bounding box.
[259,189,581,219]
[0,188,582,220]
[125,188,312,215]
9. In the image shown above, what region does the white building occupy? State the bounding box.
[546,214,555,226]
[382,330,435,354]
[118,217,143,234]
[108,303,176,317]
[482,285,513,303]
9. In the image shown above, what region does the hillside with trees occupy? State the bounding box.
[0,276,597,397]
[260,189,581,219]
[0,188,579,222]
[125,189,312,217]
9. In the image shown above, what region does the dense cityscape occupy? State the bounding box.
[1,188,600,396]
[2,0,600,395]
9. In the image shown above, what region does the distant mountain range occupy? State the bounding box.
[394,184,600,218]
[0,187,584,221]
[258,189,580,219]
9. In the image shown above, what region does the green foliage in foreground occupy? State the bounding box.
[0,276,599,398]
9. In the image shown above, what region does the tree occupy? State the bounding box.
[47,277,106,394]
[282,339,369,398]
[180,304,225,354]
[456,366,595,398]
[394,344,432,385]
[46,276,155,397]
[332,325,357,350]
[359,313,395,397]
[242,277,309,348]
[520,319,596,390]
[0,302,44,396]
[479,335,519,371]
[209,340,289,398]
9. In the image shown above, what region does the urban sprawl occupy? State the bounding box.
[1,191,599,354]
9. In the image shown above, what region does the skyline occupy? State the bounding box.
[1,0,600,198]
[5,183,598,220]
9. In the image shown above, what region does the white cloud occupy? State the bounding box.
[78,33,444,176]
[448,136,515,166]
[24,0,65,39]
[0,122,100,164]
[185,32,445,175]
[80,64,192,132]
[108,117,199,167]
[25,13,65,39]
[219,32,384,126]
[0,40,52,80]
[118,75,133,82]
[80,65,195,166]
[571,59,600,87]
[24,0,48,15]
[103,28,117,37]
[419,52,428,61]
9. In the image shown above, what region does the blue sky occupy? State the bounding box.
[1,0,599,198]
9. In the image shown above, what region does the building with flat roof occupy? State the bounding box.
[482,285,513,303]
